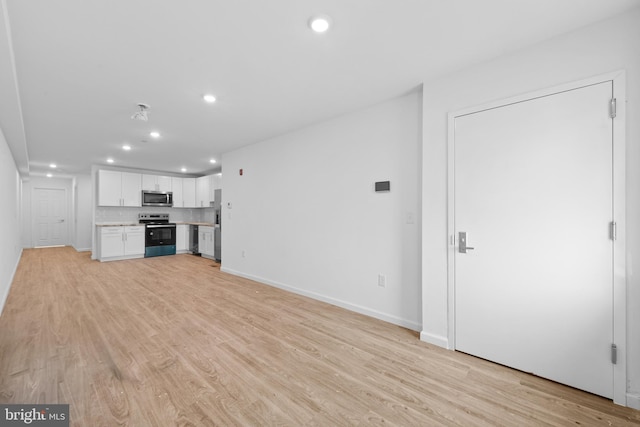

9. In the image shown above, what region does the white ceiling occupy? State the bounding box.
[1,0,639,178]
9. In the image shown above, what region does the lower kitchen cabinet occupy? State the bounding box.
[98,226,145,261]
[198,225,215,259]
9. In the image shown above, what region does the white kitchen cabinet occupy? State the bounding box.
[141,174,155,191]
[122,173,142,206]
[176,224,189,253]
[212,173,222,190]
[171,177,184,207]
[196,175,212,208]
[199,225,215,259]
[100,226,126,258]
[98,170,142,207]
[98,170,121,207]
[123,226,145,256]
[182,177,197,208]
[171,177,197,208]
[142,174,172,192]
[98,226,145,261]
[196,174,218,207]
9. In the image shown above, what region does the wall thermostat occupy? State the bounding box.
[375,181,390,192]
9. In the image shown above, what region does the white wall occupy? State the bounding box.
[421,9,640,406]
[0,128,22,314]
[73,174,93,251]
[222,90,422,330]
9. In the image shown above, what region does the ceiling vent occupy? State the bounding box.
[131,103,150,121]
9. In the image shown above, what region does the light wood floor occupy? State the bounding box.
[1,247,639,426]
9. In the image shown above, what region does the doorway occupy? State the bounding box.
[447,72,626,402]
[32,188,68,247]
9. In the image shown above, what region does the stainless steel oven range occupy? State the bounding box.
[138,213,176,257]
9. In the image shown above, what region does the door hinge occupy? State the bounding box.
[611,344,617,364]
[610,98,617,119]
[610,221,617,241]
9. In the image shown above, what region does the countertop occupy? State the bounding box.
[96,221,216,227]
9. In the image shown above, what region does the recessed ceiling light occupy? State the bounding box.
[46,173,52,178]
[107,158,114,163]
[203,94,216,103]
[181,167,187,173]
[309,15,331,33]
[150,131,160,138]
[49,163,57,168]
[122,144,131,151]
[209,159,216,164]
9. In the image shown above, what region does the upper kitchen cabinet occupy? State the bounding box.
[196,175,212,207]
[171,177,184,207]
[212,173,222,191]
[142,174,172,192]
[171,177,197,208]
[98,170,141,207]
[182,177,197,208]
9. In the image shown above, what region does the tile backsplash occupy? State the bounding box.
[95,206,215,223]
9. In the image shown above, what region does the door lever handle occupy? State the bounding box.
[459,232,474,253]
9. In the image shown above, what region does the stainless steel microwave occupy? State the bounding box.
[142,190,173,207]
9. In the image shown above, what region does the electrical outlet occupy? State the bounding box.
[406,212,415,224]
[378,274,386,288]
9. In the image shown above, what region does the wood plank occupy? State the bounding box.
[0,247,638,426]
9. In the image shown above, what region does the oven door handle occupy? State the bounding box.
[145,224,176,229]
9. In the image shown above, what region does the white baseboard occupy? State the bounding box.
[72,246,91,252]
[0,248,23,316]
[420,331,450,349]
[627,393,640,410]
[220,267,421,331]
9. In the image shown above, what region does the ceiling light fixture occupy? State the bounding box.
[203,94,216,103]
[46,173,52,178]
[209,159,216,164]
[122,144,131,151]
[131,103,150,121]
[49,163,57,168]
[107,158,114,163]
[150,131,160,138]
[309,15,331,33]
[181,167,187,173]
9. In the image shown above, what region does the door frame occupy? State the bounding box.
[446,70,626,405]
[31,186,69,248]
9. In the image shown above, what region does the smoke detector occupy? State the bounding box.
[131,103,150,121]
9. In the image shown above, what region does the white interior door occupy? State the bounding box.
[33,188,68,247]
[453,81,614,398]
